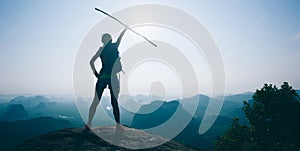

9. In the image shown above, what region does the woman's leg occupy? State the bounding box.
[87,80,106,127]
[109,75,120,124]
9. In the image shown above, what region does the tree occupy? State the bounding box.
[214,118,257,151]
[215,82,300,151]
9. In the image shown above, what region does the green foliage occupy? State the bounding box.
[215,82,300,151]
[214,118,257,151]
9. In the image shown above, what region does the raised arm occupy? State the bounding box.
[115,27,128,47]
[90,48,102,76]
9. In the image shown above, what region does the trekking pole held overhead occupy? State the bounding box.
[95,8,157,47]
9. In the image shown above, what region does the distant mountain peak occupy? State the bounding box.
[9,95,52,108]
[2,104,29,121]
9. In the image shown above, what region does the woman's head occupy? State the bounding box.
[102,33,112,44]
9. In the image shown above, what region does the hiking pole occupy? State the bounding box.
[95,8,157,47]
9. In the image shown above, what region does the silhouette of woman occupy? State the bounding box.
[84,27,127,132]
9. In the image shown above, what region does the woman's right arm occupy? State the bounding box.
[90,48,102,76]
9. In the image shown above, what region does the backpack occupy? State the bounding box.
[100,43,123,75]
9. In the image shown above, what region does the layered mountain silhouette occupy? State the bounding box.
[0,95,72,122]
[0,92,267,150]
[14,126,197,151]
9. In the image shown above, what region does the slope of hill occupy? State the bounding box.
[14,126,197,151]
[2,104,29,121]
[0,117,73,151]
[223,92,253,103]
[130,100,184,129]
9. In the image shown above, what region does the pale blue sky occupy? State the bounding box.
[1,0,300,94]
